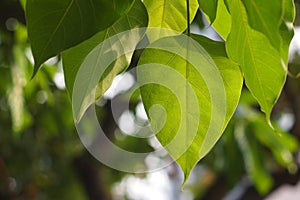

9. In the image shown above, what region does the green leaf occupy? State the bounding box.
[198,0,218,23]
[62,0,148,99]
[26,0,133,75]
[143,0,199,40]
[69,1,147,122]
[241,0,283,50]
[242,0,295,63]
[138,34,242,184]
[210,0,231,40]
[279,0,295,63]
[226,0,287,121]
[235,122,273,194]
[252,118,298,168]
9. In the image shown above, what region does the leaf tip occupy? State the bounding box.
[179,165,193,190]
[31,63,41,79]
[264,109,275,130]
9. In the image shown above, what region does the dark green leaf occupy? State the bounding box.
[198,0,218,23]
[26,0,133,75]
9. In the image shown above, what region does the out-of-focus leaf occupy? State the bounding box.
[19,0,26,11]
[239,89,259,106]
[221,119,244,186]
[138,34,242,184]
[26,0,133,75]
[251,118,298,168]
[279,0,295,62]
[235,122,273,194]
[7,37,33,135]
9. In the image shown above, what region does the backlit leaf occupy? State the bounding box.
[226,0,287,121]
[138,34,242,184]
[241,0,282,50]
[68,0,147,122]
[143,0,199,40]
[62,0,148,100]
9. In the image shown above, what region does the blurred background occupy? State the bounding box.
[1,0,300,199]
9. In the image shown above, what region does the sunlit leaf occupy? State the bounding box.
[143,0,199,40]
[201,0,231,40]
[62,0,148,100]
[211,0,231,40]
[241,0,282,50]
[226,0,287,121]
[138,34,242,184]
[26,0,133,75]
[69,1,147,122]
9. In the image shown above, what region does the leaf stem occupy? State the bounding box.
[186,0,190,36]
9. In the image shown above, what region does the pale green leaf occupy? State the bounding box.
[210,0,231,40]
[62,0,148,100]
[226,0,287,121]
[69,4,147,121]
[143,0,199,40]
[26,0,133,75]
[138,34,242,183]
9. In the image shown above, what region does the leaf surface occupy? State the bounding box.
[66,0,148,121]
[138,34,242,183]
[143,0,199,40]
[26,0,133,75]
[62,0,147,98]
[226,0,287,120]
[198,0,218,23]
[241,0,282,50]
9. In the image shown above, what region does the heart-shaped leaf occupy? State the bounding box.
[137,34,243,183]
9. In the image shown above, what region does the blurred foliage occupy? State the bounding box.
[0,17,87,199]
[0,0,300,200]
